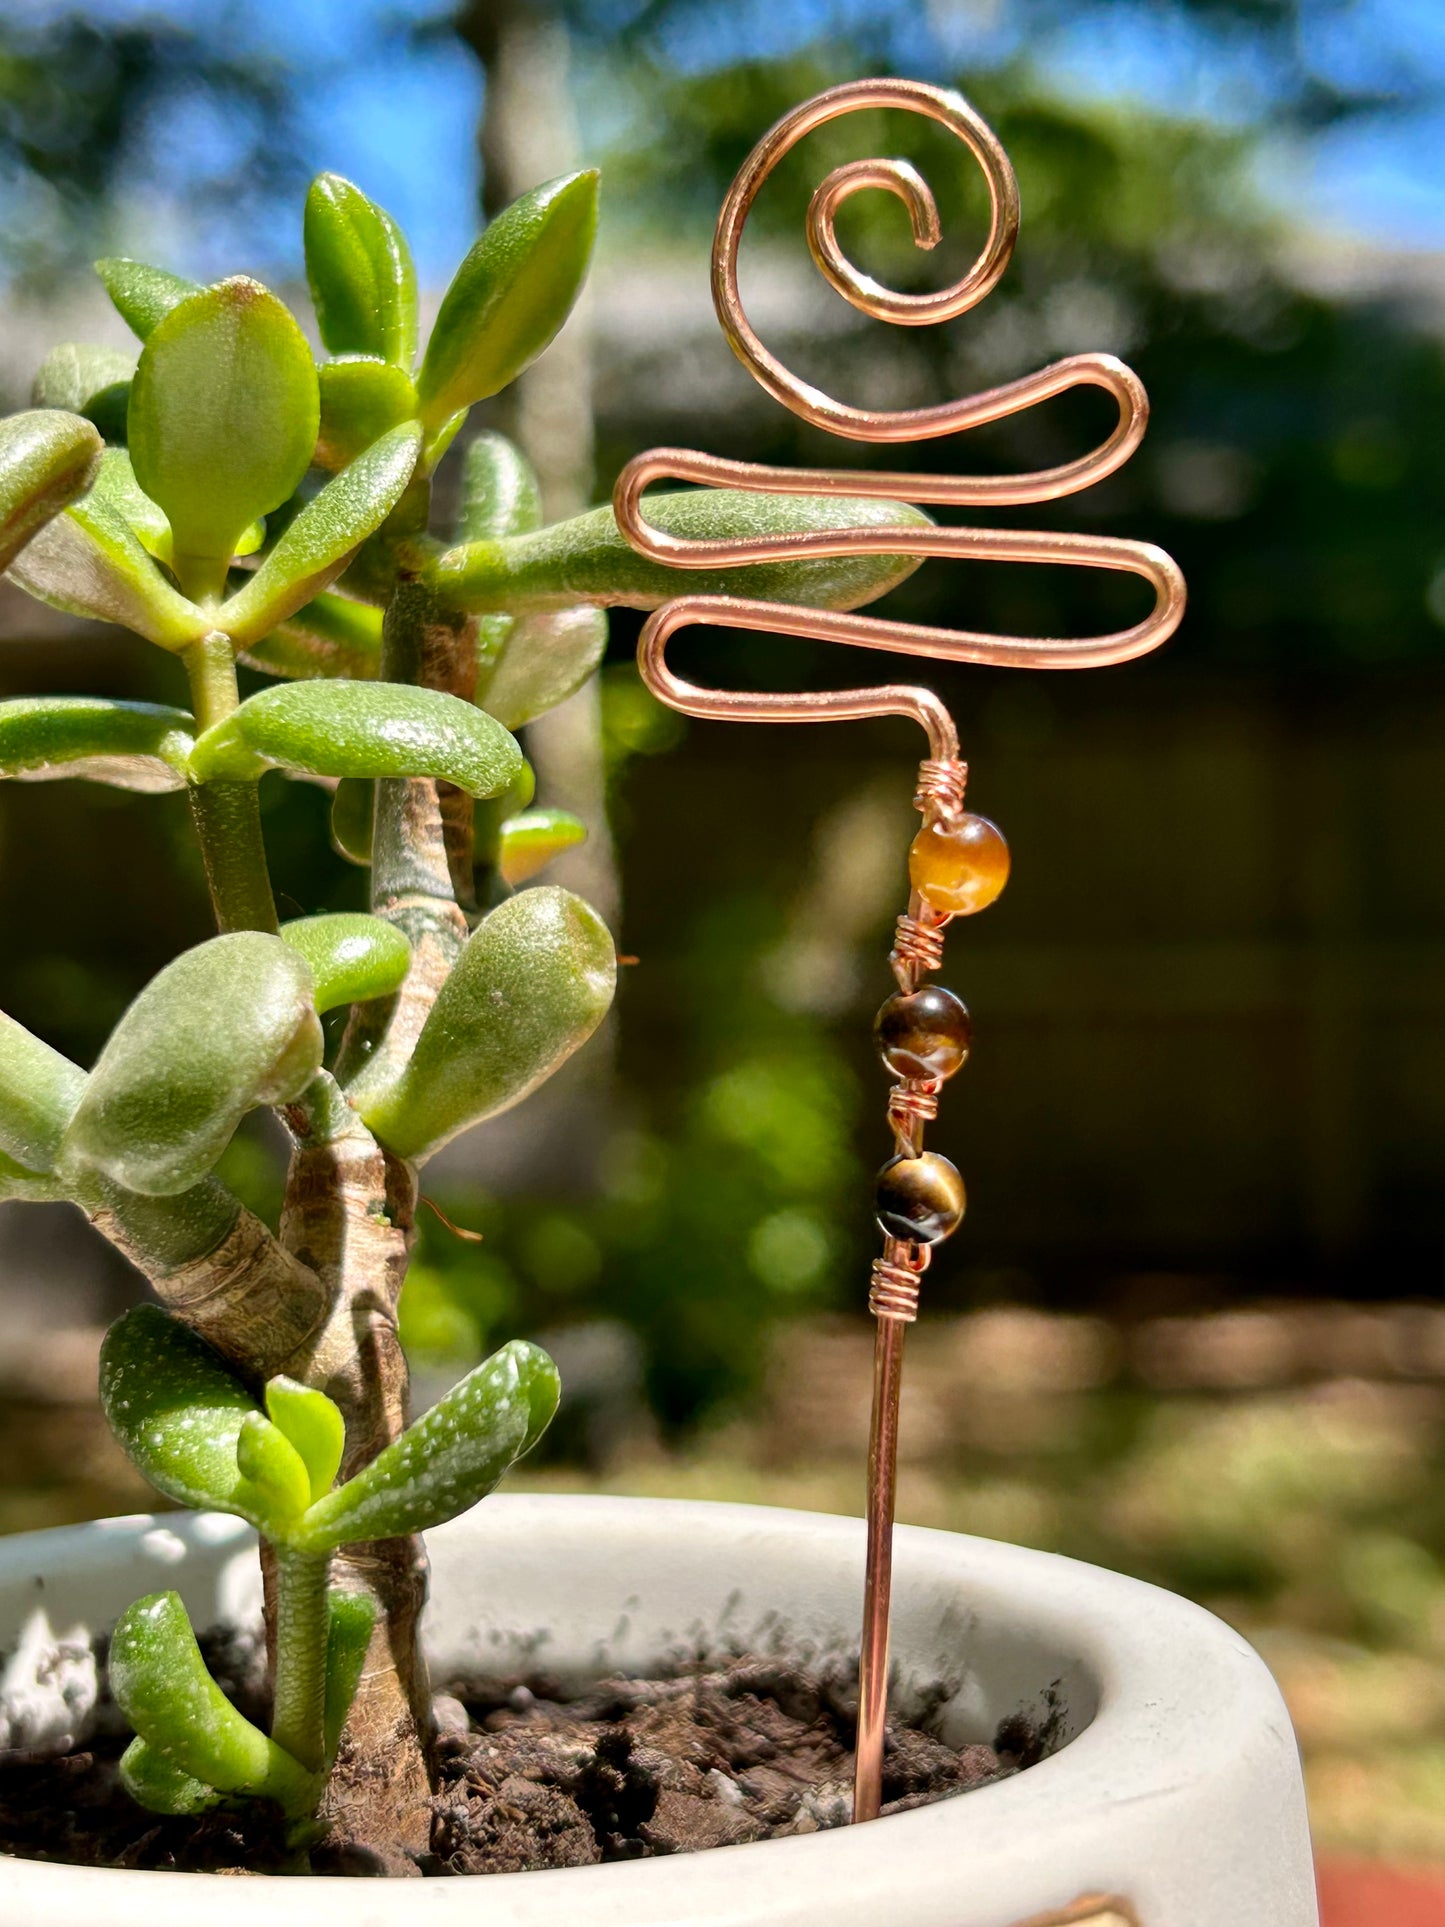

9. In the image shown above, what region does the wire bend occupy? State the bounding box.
[613,76,1186,734]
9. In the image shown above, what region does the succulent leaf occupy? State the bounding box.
[119,1737,223,1816]
[99,1304,265,1518]
[129,277,319,581]
[110,1589,312,1809]
[8,484,210,650]
[431,488,932,615]
[322,1591,377,1760]
[279,913,411,1013]
[237,591,384,682]
[188,680,524,798]
[0,408,104,574]
[61,933,323,1196]
[315,357,419,471]
[218,423,421,646]
[329,776,374,866]
[416,172,598,429]
[498,808,587,886]
[477,604,608,730]
[304,174,418,369]
[297,1339,559,1550]
[266,1378,346,1504]
[0,695,194,794]
[95,258,201,340]
[31,344,135,441]
[0,1010,86,1173]
[457,430,542,543]
[351,885,614,1160]
[236,1411,312,1523]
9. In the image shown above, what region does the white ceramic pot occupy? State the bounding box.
[0,1494,1317,1927]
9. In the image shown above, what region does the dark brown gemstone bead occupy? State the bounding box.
[874,1152,966,1244]
[874,985,972,1082]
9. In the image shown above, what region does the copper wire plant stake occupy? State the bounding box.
[615,77,1186,1825]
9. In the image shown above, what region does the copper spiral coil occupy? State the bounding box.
[613,75,1186,1832]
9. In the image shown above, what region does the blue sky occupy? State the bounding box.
[9,0,1444,281]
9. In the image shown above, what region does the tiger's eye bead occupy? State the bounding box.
[875,1152,966,1245]
[874,985,972,1082]
[909,812,1010,917]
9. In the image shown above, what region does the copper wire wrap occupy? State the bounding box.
[612,75,1186,1830]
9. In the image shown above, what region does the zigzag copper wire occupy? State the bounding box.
[612,75,1186,1835]
[613,75,1186,749]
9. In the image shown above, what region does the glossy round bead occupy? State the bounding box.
[909,812,1010,917]
[874,985,972,1083]
[874,1152,966,1245]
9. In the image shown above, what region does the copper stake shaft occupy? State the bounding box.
[854,1310,907,1822]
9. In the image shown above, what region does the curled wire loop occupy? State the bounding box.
[614,76,1186,736]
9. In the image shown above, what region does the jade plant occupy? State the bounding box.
[0,163,924,1862]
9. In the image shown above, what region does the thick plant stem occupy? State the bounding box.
[278,1092,432,1865]
[271,1547,330,1773]
[184,633,278,935]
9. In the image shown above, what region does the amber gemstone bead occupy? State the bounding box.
[874,1152,966,1245]
[909,812,1010,917]
[874,985,972,1082]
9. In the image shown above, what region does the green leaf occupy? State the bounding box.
[316,357,419,471]
[416,171,598,430]
[32,343,135,441]
[8,484,210,651]
[297,1339,558,1550]
[329,776,374,865]
[110,1590,312,1810]
[0,1010,85,1172]
[218,423,421,647]
[352,886,614,1160]
[188,680,524,798]
[90,447,263,568]
[0,696,194,794]
[457,430,542,543]
[0,1145,64,1203]
[119,1737,222,1816]
[236,1411,312,1524]
[0,408,104,574]
[322,1590,376,1760]
[477,605,608,730]
[129,277,319,585]
[237,591,383,682]
[95,258,201,341]
[62,933,323,1196]
[280,913,411,1013]
[430,489,932,615]
[266,1378,346,1504]
[498,808,587,886]
[305,174,418,369]
[99,1304,265,1518]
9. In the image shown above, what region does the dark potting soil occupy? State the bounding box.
[0,1627,1041,1877]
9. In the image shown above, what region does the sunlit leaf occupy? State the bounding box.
[316,357,419,471]
[498,807,587,886]
[430,489,932,615]
[266,1377,346,1504]
[297,1340,558,1549]
[62,933,323,1196]
[351,885,614,1159]
[95,258,201,341]
[478,604,608,729]
[119,1737,222,1816]
[416,171,598,429]
[0,1009,85,1173]
[280,913,410,1013]
[305,174,418,369]
[0,408,103,574]
[456,430,542,543]
[32,343,135,441]
[110,1589,311,1809]
[129,277,319,584]
[8,489,210,649]
[218,423,421,646]
[188,680,523,798]
[0,695,194,794]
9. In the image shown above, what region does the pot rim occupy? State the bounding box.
[0,1493,1315,1927]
